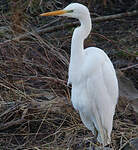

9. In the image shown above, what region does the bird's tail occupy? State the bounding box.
[97,126,111,146]
[95,115,111,146]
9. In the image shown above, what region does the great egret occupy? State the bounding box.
[40,3,118,147]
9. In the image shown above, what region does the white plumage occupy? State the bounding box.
[40,3,118,147]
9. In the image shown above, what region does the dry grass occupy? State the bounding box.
[0,0,138,149]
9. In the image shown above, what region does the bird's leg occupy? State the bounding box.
[84,125,99,149]
[90,125,100,150]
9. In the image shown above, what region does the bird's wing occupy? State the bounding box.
[84,47,118,106]
[102,58,118,106]
[84,56,118,146]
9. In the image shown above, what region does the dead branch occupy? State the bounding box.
[1,10,138,44]
[0,97,71,131]
[91,32,137,57]
[120,64,138,71]
[0,118,26,131]
[91,10,138,22]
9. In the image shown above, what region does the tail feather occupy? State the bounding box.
[97,127,111,146]
[95,114,111,146]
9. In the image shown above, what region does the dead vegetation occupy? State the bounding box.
[0,0,138,149]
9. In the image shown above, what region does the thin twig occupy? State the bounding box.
[92,32,137,57]
[0,118,26,131]
[120,64,138,71]
[1,10,138,44]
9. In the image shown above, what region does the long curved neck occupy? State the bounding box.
[70,15,92,66]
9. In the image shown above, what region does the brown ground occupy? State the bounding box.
[0,0,138,149]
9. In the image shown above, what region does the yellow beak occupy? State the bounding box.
[40,10,67,16]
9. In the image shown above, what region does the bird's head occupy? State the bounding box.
[40,3,89,20]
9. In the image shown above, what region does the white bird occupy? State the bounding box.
[40,3,118,147]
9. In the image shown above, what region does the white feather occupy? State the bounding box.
[65,3,118,146]
[71,47,118,146]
